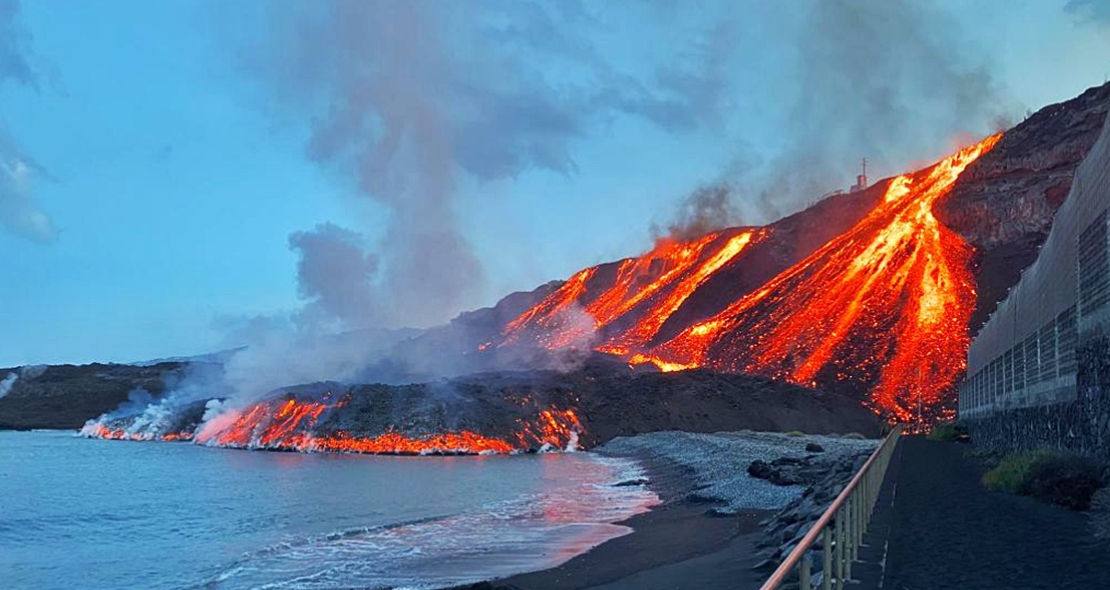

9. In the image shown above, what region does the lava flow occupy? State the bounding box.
[504,134,1002,425]
[502,229,763,351]
[187,396,584,455]
[80,423,193,442]
[635,134,1003,423]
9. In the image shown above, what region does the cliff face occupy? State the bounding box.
[939,82,1110,333]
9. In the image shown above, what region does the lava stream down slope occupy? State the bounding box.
[500,134,1003,424]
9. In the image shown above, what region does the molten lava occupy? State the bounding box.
[505,135,1003,425]
[502,229,763,351]
[640,135,1001,422]
[82,423,193,442]
[182,396,585,455]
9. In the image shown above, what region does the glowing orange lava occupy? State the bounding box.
[635,135,1002,423]
[83,423,193,442]
[188,396,585,455]
[503,230,762,351]
[504,135,1001,425]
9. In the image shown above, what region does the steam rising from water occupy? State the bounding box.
[0,372,16,398]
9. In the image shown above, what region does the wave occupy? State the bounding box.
[193,455,658,590]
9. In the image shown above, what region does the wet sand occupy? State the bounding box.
[452,453,773,590]
[452,503,770,590]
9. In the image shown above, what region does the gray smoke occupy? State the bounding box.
[288,223,379,331]
[655,184,741,241]
[656,0,1013,229]
[0,0,56,244]
[244,0,723,332]
[750,0,1010,221]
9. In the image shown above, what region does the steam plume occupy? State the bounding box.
[246,0,723,332]
[0,372,16,399]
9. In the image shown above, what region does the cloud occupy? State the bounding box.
[0,0,56,244]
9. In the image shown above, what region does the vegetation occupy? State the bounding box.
[927,421,969,442]
[841,432,867,440]
[785,430,807,437]
[982,449,1105,510]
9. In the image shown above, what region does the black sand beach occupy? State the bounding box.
[452,431,881,590]
[490,503,770,590]
[453,438,817,590]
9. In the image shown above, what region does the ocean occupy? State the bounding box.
[0,430,658,590]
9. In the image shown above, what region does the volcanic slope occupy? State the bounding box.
[485,83,1110,424]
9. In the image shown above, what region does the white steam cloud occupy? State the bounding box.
[0,372,16,399]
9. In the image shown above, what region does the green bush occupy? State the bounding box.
[927,421,969,442]
[841,432,867,440]
[785,430,806,437]
[982,449,1105,510]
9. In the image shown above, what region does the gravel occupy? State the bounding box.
[597,430,878,513]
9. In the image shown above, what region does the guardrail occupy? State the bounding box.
[758,425,902,590]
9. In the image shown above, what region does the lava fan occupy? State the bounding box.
[502,134,1004,425]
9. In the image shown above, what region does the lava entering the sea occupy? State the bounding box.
[504,134,1003,425]
[85,394,586,455]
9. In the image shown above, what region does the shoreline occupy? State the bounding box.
[448,431,878,590]
[449,449,771,590]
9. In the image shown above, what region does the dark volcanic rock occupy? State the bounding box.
[0,362,191,430]
[755,448,872,568]
[319,359,882,448]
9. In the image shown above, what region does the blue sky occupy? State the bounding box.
[0,0,1107,366]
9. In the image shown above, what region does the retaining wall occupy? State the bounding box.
[959,114,1110,457]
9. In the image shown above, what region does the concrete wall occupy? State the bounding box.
[959,114,1110,456]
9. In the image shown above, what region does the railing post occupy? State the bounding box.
[800,553,811,590]
[756,425,901,590]
[836,506,845,590]
[850,493,857,562]
[822,527,833,590]
[855,491,863,556]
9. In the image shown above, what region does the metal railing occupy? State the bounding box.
[758,425,902,590]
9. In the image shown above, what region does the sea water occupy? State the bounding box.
[0,430,658,590]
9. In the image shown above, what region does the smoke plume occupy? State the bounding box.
[0,372,16,399]
[654,184,741,241]
[244,0,725,332]
[288,223,379,331]
[0,0,56,244]
[659,0,1013,229]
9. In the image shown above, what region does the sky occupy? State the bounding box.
[0,0,1108,367]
